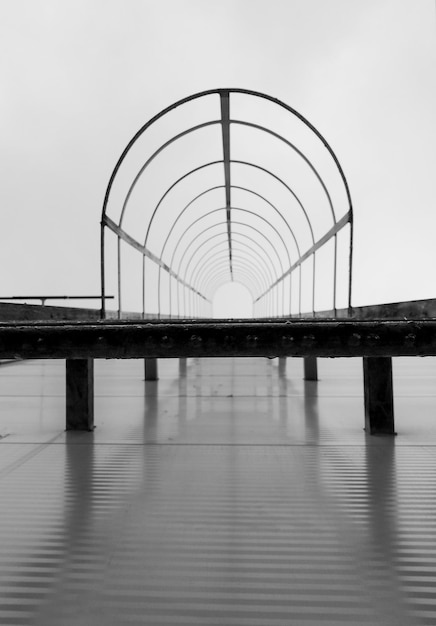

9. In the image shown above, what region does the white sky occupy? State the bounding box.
[1,0,435,314]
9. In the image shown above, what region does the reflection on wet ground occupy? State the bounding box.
[0,356,436,625]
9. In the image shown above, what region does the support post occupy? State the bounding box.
[363,357,395,435]
[278,357,286,375]
[145,358,158,381]
[179,358,187,376]
[304,357,318,381]
[66,359,94,431]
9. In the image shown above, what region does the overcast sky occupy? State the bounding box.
[1,0,435,314]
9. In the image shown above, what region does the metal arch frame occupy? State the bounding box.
[118,121,219,229]
[200,269,260,319]
[203,267,276,318]
[196,251,275,301]
[199,258,266,302]
[165,238,273,318]
[186,260,264,319]
[171,208,290,278]
[175,218,286,295]
[154,183,300,314]
[173,220,285,319]
[187,235,277,296]
[205,270,260,314]
[186,251,269,320]
[165,231,279,318]
[191,245,272,301]
[156,183,302,267]
[143,158,314,259]
[101,88,354,318]
[179,207,292,288]
[150,162,311,317]
[175,210,289,319]
[204,268,259,301]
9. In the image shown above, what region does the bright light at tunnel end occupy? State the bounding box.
[212,282,253,318]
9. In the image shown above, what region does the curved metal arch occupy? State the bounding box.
[204,267,277,318]
[191,243,272,299]
[165,230,279,317]
[118,120,220,228]
[186,260,264,319]
[143,159,314,257]
[203,266,277,318]
[230,120,336,223]
[182,223,282,287]
[177,217,286,318]
[204,270,259,305]
[167,239,273,318]
[187,234,277,294]
[171,207,290,281]
[211,276,256,302]
[101,88,353,317]
[198,257,267,300]
[158,184,301,281]
[178,224,278,312]
[173,218,286,299]
[102,87,352,227]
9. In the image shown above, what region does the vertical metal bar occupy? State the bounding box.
[363,357,395,435]
[298,266,302,317]
[157,264,162,319]
[117,236,122,319]
[142,255,146,319]
[304,357,318,381]
[66,359,94,431]
[333,233,338,313]
[348,218,354,311]
[220,90,233,279]
[312,252,316,317]
[100,223,106,319]
[177,277,180,318]
[168,273,172,319]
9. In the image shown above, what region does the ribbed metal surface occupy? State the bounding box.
[1,357,436,624]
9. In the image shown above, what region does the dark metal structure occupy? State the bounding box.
[100,88,353,319]
[1,88,434,438]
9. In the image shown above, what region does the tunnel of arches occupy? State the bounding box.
[101,88,353,319]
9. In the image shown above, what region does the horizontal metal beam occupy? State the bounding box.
[255,212,351,301]
[103,215,209,302]
[0,296,114,301]
[0,319,435,359]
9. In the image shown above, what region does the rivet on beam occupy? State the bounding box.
[161,335,172,346]
[404,333,416,347]
[302,334,316,348]
[349,333,361,347]
[190,335,202,346]
[367,334,380,346]
[246,335,258,346]
[281,335,294,346]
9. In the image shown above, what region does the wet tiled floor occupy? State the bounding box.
[1,356,436,624]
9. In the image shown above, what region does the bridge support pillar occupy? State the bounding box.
[363,357,396,435]
[66,359,94,431]
[179,358,187,376]
[304,357,318,381]
[145,358,158,381]
[278,357,286,375]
